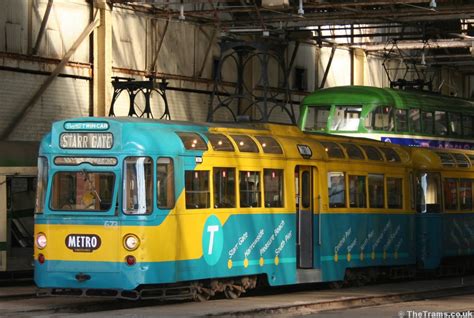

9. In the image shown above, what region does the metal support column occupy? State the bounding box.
[93,0,112,117]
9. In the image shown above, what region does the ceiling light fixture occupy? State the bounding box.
[179,3,185,20]
[429,0,437,9]
[298,0,304,16]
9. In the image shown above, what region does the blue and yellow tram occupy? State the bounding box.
[34,117,474,299]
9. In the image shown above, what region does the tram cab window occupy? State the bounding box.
[35,157,48,213]
[434,111,447,136]
[304,106,330,131]
[387,177,403,209]
[205,133,234,152]
[395,109,408,132]
[328,172,346,208]
[264,169,284,208]
[460,179,472,210]
[462,115,473,137]
[443,178,458,210]
[240,171,261,208]
[409,109,421,133]
[157,158,174,209]
[416,172,441,213]
[348,175,366,208]
[421,111,434,134]
[185,171,210,209]
[52,171,115,212]
[124,157,153,214]
[213,168,236,208]
[448,113,461,136]
[365,106,394,131]
[368,174,384,208]
[331,106,362,131]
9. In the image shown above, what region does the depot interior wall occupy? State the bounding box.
[0,0,91,141]
[2,0,473,141]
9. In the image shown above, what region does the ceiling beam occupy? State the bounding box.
[352,39,474,51]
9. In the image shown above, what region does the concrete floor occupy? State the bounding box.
[2,276,474,317]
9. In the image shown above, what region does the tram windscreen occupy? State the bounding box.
[51,171,114,211]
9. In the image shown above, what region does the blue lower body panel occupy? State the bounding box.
[36,212,417,290]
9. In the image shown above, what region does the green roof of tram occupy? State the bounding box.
[301,86,474,111]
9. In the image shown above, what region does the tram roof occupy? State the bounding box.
[301,86,474,110]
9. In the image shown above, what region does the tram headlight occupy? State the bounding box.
[123,234,140,251]
[36,233,47,249]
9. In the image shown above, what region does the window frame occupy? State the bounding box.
[156,157,175,210]
[231,135,259,153]
[348,174,367,208]
[328,172,346,208]
[176,132,208,151]
[185,170,210,210]
[263,169,284,208]
[123,156,153,215]
[213,167,236,209]
[386,176,403,209]
[239,170,262,208]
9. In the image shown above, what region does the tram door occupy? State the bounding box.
[296,166,315,269]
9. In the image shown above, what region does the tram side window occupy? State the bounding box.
[240,171,261,208]
[444,178,458,210]
[421,111,434,134]
[331,106,362,131]
[449,113,461,136]
[341,143,365,160]
[328,172,346,208]
[462,115,473,137]
[213,168,235,208]
[416,172,441,213]
[124,157,153,214]
[368,174,384,208]
[264,169,284,208]
[387,177,403,209]
[434,111,447,136]
[409,109,421,133]
[176,132,208,150]
[348,175,366,208]
[460,179,473,210]
[205,133,234,151]
[361,145,383,161]
[305,106,330,131]
[35,157,48,213]
[365,106,394,131]
[157,158,174,209]
[231,135,259,153]
[395,109,408,132]
[255,136,283,154]
[321,142,345,159]
[185,171,210,209]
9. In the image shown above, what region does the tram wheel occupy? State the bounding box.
[194,291,210,302]
[328,281,344,289]
[224,287,241,299]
